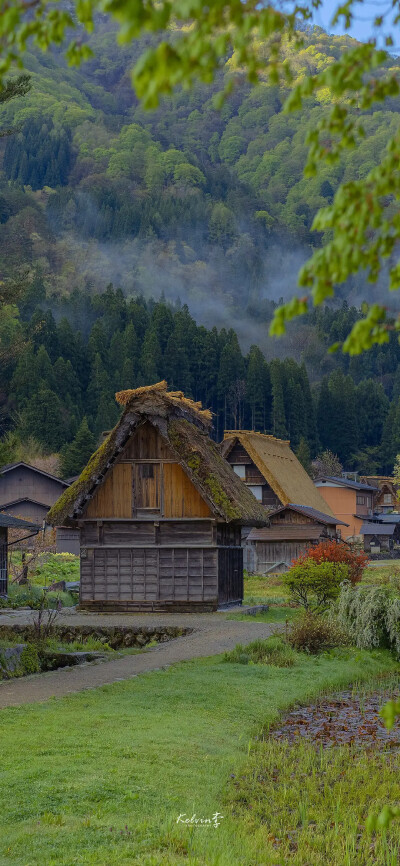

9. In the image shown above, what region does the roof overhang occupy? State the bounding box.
[0,512,41,530]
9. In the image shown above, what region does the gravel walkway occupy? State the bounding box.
[0,608,281,709]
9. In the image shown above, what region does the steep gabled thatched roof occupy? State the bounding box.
[221,431,335,517]
[48,382,267,527]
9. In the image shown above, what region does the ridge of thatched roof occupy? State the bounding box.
[115,380,212,426]
[48,385,267,527]
[221,431,335,517]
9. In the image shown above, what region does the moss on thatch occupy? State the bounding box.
[48,383,267,527]
[167,418,266,523]
[48,431,116,525]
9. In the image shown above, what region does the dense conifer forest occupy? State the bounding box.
[3,286,400,478]
[2,23,400,476]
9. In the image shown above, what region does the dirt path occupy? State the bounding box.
[0,609,281,709]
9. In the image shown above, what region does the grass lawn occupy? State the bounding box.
[242,558,400,614]
[228,605,299,623]
[363,561,400,585]
[0,648,398,866]
[243,571,288,605]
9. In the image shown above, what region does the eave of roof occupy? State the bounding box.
[248,525,323,542]
[317,476,378,492]
[0,462,69,486]
[0,498,51,509]
[361,522,396,535]
[265,503,348,526]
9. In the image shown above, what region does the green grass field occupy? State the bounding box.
[0,648,398,866]
[242,558,400,613]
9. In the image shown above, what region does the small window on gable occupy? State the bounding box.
[139,464,154,479]
[232,464,245,479]
[384,493,392,504]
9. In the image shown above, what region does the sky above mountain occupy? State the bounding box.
[316,0,397,47]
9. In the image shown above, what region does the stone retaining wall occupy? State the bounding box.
[0,644,41,678]
[0,624,192,649]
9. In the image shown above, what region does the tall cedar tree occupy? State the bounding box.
[61,417,96,478]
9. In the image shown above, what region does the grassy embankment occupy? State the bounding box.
[234,560,400,622]
[0,647,399,866]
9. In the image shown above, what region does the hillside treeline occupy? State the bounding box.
[2,287,400,477]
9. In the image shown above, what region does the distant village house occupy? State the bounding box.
[0,462,78,554]
[314,476,378,540]
[360,476,399,514]
[246,504,347,574]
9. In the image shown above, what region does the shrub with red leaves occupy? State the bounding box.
[293,540,368,585]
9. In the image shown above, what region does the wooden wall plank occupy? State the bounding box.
[87,545,219,605]
[163,463,211,518]
[86,463,132,519]
[123,421,174,460]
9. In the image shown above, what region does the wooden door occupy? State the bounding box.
[218,547,243,605]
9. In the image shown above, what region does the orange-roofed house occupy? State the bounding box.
[314,476,378,540]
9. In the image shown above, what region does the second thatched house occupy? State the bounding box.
[220,431,344,573]
[47,382,267,611]
[221,431,335,514]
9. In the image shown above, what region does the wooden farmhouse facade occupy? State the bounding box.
[245,504,347,575]
[359,476,399,514]
[48,382,266,611]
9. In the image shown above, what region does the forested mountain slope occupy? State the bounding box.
[1,24,400,476]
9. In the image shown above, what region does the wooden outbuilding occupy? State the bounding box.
[245,504,347,574]
[47,382,267,611]
[0,513,40,595]
[361,521,400,554]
